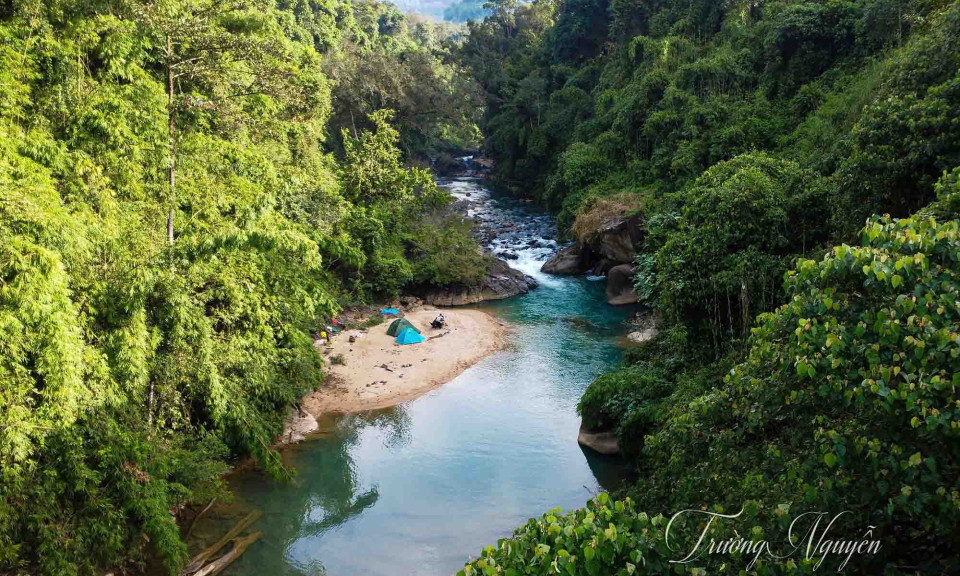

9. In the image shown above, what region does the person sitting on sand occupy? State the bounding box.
[432,313,445,328]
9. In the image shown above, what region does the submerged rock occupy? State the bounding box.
[577,422,620,455]
[606,264,638,306]
[423,258,537,306]
[541,243,590,274]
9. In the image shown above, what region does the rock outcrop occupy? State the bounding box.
[606,264,638,306]
[627,328,658,344]
[626,309,661,343]
[279,407,319,446]
[588,214,643,264]
[541,215,644,305]
[541,243,590,275]
[577,422,620,455]
[423,258,538,306]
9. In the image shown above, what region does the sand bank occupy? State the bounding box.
[302,308,507,415]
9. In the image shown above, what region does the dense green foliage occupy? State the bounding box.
[322,4,483,157]
[464,175,960,576]
[462,0,960,238]
[460,0,960,573]
[0,0,485,573]
[458,493,676,576]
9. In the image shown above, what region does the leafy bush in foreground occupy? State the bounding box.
[458,494,674,576]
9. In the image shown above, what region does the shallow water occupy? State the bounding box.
[212,179,635,576]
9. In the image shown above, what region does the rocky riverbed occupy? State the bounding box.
[421,177,550,306]
[437,176,643,307]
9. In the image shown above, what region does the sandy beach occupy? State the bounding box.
[303,308,507,415]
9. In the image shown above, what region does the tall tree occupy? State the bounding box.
[133,0,296,246]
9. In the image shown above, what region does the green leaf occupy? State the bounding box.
[908,452,922,467]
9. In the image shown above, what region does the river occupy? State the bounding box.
[197,178,635,576]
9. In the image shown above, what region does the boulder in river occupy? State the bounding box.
[589,258,616,277]
[606,264,638,306]
[587,213,643,264]
[541,243,590,275]
[423,258,537,306]
[541,214,643,282]
[577,422,620,455]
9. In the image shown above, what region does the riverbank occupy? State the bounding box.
[189,177,634,576]
[303,308,508,415]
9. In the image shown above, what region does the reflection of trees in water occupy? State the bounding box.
[289,405,411,531]
[290,407,411,537]
[300,487,379,539]
[580,445,634,494]
[189,406,412,574]
[348,405,413,450]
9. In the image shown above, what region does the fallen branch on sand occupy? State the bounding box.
[428,330,451,340]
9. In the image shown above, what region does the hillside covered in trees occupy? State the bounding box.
[0,0,487,573]
[458,0,959,574]
[2,0,959,574]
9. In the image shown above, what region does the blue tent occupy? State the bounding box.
[380,307,400,316]
[395,326,425,345]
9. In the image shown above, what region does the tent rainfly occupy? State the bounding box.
[395,327,425,345]
[379,307,400,315]
[386,318,420,337]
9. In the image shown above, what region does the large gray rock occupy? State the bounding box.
[423,258,537,306]
[541,243,590,275]
[279,407,319,446]
[577,422,620,455]
[606,264,638,306]
[542,215,642,278]
[588,214,643,264]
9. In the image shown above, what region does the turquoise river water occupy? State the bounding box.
[202,179,635,576]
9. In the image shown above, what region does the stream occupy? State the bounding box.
[197,178,636,576]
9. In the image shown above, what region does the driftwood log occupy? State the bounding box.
[180,510,261,575]
[191,532,261,576]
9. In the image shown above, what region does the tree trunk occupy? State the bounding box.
[167,34,176,247]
